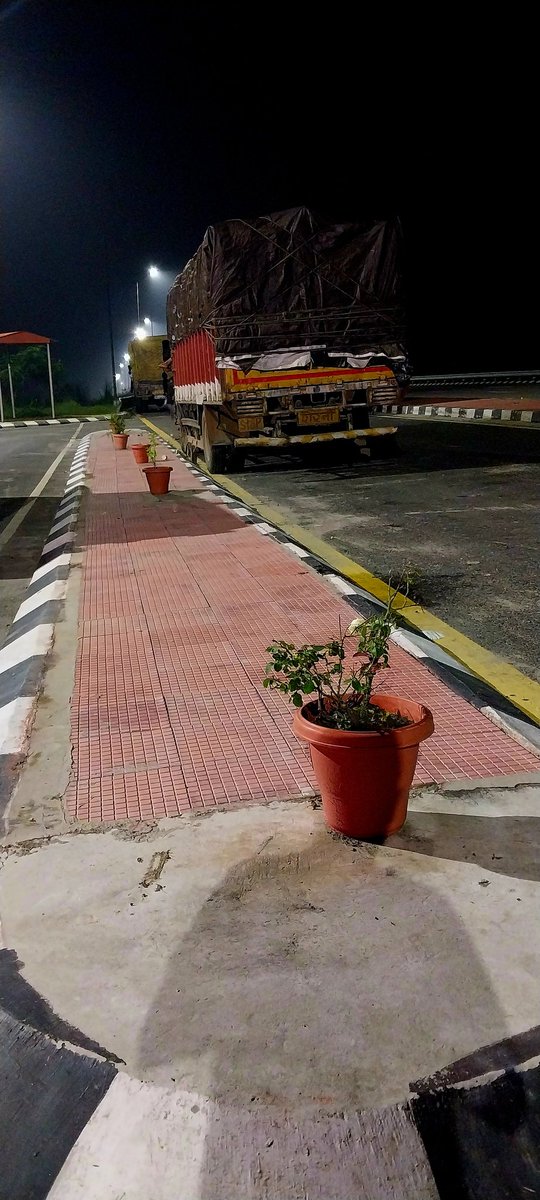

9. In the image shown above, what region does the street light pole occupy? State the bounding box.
[45,343,56,419]
[136,281,140,324]
[7,360,15,420]
[106,280,118,403]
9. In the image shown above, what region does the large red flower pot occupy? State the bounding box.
[142,464,173,495]
[132,443,149,464]
[112,433,128,450]
[293,693,434,839]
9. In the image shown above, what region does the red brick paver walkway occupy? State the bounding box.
[65,433,539,822]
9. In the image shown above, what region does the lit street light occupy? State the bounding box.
[134,325,148,340]
[136,265,161,323]
[143,316,154,335]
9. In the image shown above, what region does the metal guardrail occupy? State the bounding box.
[411,370,540,389]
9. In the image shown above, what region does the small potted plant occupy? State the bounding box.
[110,411,129,449]
[131,438,150,464]
[142,432,173,495]
[264,596,434,839]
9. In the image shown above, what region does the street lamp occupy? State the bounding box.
[143,316,154,335]
[136,265,161,322]
[134,325,148,340]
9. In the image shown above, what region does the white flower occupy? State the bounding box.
[346,618,364,635]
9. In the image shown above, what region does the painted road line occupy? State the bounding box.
[0,428,80,552]
[139,419,540,727]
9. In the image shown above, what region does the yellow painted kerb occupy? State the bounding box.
[140,416,540,725]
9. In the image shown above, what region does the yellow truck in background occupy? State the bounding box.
[124,334,171,413]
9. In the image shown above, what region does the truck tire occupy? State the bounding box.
[205,442,233,473]
[202,408,235,474]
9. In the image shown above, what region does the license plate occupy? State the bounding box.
[298,406,340,426]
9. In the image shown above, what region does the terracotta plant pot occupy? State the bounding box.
[142,464,173,495]
[293,692,434,839]
[132,443,150,464]
[112,433,129,450]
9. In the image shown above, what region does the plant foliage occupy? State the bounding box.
[264,591,410,732]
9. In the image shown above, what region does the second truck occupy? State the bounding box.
[124,334,171,413]
[167,207,407,471]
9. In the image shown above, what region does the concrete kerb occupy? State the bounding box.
[140,418,540,757]
[0,431,93,821]
[374,402,540,426]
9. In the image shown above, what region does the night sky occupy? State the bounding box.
[1,0,537,395]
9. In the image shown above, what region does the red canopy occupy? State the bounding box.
[0,331,51,344]
[0,331,56,419]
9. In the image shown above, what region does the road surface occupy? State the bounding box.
[0,424,85,644]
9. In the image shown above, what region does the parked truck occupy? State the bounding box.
[124,334,171,413]
[167,207,407,471]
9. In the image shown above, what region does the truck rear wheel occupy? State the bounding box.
[202,409,235,474]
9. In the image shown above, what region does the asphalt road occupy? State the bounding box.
[155,413,540,683]
[0,425,85,645]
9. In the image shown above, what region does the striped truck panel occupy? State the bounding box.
[172,331,396,406]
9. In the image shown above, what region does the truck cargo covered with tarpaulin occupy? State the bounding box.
[167,208,404,471]
[167,207,405,366]
[0,331,56,421]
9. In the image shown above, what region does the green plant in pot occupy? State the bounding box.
[264,596,434,839]
[142,432,173,495]
[109,411,128,449]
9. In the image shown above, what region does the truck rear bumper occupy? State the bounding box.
[233,426,397,448]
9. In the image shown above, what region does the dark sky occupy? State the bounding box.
[0,0,537,394]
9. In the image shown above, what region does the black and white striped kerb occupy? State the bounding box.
[0,416,109,429]
[7,1028,540,1198]
[374,402,540,424]
[176,451,540,758]
[0,435,91,818]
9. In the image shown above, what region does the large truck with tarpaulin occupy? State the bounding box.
[167,208,407,472]
[124,334,170,412]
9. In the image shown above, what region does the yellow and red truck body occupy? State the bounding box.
[168,209,407,470]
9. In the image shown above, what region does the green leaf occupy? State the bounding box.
[292,693,303,707]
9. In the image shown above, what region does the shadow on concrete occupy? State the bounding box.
[135,830,538,1196]
[388,811,540,882]
[79,488,247,546]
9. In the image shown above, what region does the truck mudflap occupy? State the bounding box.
[232,426,397,448]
